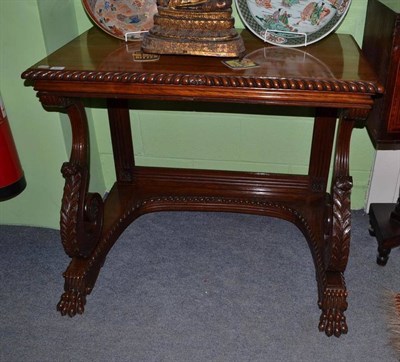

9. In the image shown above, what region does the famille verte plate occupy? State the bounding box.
[235,0,352,47]
[82,0,158,41]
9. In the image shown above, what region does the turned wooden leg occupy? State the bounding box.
[38,94,104,316]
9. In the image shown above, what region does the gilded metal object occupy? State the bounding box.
[141,0,245,57]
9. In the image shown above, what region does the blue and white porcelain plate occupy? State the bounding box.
[235,0,352,47]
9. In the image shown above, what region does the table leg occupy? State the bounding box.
[317,109,367,337]
[306,108,349,337]
[38,94,105,316]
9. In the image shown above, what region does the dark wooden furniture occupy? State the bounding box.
[369,203,400,265]
[363,0,400,149]
[22,27,382,337]
[362,0,400,265]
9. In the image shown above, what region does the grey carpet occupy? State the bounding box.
[1,210,399,362]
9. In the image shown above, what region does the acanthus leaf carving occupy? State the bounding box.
[328,176,353,272]
[42,96,105,259]
[60,161,104,258]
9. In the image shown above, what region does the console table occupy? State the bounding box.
[21,27,382,337]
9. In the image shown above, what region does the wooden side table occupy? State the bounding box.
[362,0,400,265]
[22,28,382,337]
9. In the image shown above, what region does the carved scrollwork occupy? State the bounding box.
[325,113,355,272]
[60,162,80,257]
[60,161,103,258]
[38,95,105,259]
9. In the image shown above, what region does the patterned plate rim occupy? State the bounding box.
[235,0,352,47]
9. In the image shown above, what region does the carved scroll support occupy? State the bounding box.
[38,93,104,315]
[318,108,369,337]
[327,109,370,272]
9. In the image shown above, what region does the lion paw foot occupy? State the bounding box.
[318,309,348,337]
[57,291,86,317]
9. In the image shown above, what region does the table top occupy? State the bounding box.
[22,27,383,108]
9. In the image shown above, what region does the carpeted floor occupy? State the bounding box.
[1,210,399,361]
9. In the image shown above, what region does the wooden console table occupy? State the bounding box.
[22,28,382,337]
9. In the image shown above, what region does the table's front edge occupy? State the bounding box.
[21,68,383,101]
[23,85,381,110]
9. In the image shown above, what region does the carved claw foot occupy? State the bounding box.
[57,290,86,317]
[318,307,348,337]
[56,257,104,316]
[318,274,348,337]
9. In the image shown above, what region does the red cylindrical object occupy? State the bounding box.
[0,94,26,201]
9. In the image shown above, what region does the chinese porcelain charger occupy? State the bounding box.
[82,0,158,40]
[235,0,352,47]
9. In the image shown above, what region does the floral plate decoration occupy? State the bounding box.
[235,0,352,47]
[82,0,158,41]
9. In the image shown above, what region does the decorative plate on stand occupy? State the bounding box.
[82,0,158,41]
[235,0,352,47]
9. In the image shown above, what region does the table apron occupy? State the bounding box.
[32,81,375,109]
